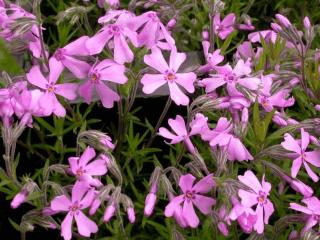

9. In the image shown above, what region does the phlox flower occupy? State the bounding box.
[290,197,320,235]
[129,11,175,48]
[229,196,257,234]
[141,47,196,106]
[26,60,78,117]
[159,115,197,154]
[86,12,138,64]
[78,59,127,108]
[50,181,98,240]
[199,59,260,97]
[258,75,294,112]
[213,13,236,40]
[281,128,320,182]
[198,40,224,73]
[68,146,107,187]
[237,170,274,234]
[165,174,216,228]
[51,36,91,79]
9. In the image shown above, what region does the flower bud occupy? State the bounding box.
[167,19,177,29]
[144,192,157,216]
[315,105,320,112]
[303,16,311,29]
[202,30,209,41]
[103,203,116,222]
[127,207,136,223]
[11,189,28,208]
[271,23,282,33]
[290,179,313,197]
[275,14,291,27]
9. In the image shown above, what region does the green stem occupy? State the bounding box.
[145,97,172,148]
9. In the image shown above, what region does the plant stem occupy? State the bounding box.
[145,97,172,148]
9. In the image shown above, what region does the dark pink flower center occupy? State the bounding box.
[301,153,306,160]
[69,201,83,213]
[216,25,224,32]
[165,71,177,82]
[257,191,267,205]
[54,48,66,61]
[90,73,100,83]
[185,191,195,200]
[224,73,237,83]
[108,24,121,36]
[76,167,86,176]
[46,83,56,93]
[261,97,269,107]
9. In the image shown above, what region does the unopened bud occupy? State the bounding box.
[144,192,157,216]
[275,14,291,28]
[103,203,116,222]
[303,16,311,29]
[11,190,28,209]
[271,23,282,33]
[127,207,136,223]
[167,19,177,29]
[202,30,209,41]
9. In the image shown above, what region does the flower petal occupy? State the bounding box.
[179,174,196,193]
[61,213,73,240]
[169,47,186,72]
[281,133,301,154]
[182,200,199,228]
[141,74,166,94]
[164,195,184,217]
[291,157,302,178]
[238,170,262,193]
[175,73,196,93]
[85,160,107,176]
[192,194,216,214]
[54,83,78,100]
[168,81,189,106]
[192,174,215,194]
[74,210,98,237]
[50,195,71,212]
[79,147,96,167]
[144,47,169,73]
[26,65,48,89]
[95,82,120,108]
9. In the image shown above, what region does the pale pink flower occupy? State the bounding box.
[86,16,138,64]
[229,196,257,234]
[281,128,320,182]
[51,36,91,79]
[237,170,274,234]
[50,182,98,240]
[78,59,127,108]
[159,115,196,154]
[165,174,216,228]
[290,197,320,235]
[199,60,260,97]
[68,146,107,187]
[213,13,236,40]
[129,11,175,48]
[26,61,78,117]
[141,47,196,106]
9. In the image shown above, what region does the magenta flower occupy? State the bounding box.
[78,59,127,108]
[129,11,175,48]
[258,75,294,112]
[237,170,274,234]
[50,181,98,240]
[199,60,260,97]
[68,146,107,187]
[281,128,320,182]
[51,36,91,79]
[141,47,196,106]
[26,61,78,117]
[201,117,253,161]
[159,115,196,154]
[199,40,224,73]
[164,174,216,228]
[86,19,138,64]
[290,197,320,235]
[229,196,257,234]
[213,13,236,40]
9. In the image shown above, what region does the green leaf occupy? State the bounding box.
[0,38,23,74]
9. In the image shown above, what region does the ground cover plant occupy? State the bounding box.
[1,0,320,239]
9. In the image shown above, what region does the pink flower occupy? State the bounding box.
[217,205,231,236]
[248,30,277,44]
[213,13,236,40]
[199,60,260,97]
[129,11,175,48]
[290,197,320,235]
[11,189,28,209]
[68,146,107,187]
[51,36,91,79]
[198,41,224,73]
[281,128,320,182]
[159,115,196,154]
[78,59,127,108]
[97,0,119,8]
[26,61,78,117]
[258,75,294,112]
[86,18,138,64]
[164,174,216,228]
[272,111,299,127]
[141,47,196,106]
[229,196,257,234]
[202,117,253,161]
[237,170,274,234]
[50,182,98,240]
